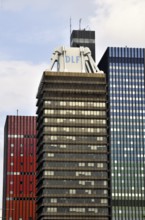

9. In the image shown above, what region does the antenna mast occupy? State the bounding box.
[70,17,72,45]
[79,18,82,30]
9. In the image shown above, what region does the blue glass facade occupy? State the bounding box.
[98,47,145,220]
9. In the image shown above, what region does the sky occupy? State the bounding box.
[0,0,145,215]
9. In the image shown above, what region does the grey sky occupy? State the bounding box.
[0,0,145,215]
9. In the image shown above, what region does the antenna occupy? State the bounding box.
[70,17,72,45]
[0,0,3,9]
[85,25,90,30]
[79,18,82,30]
[17,109,19,116]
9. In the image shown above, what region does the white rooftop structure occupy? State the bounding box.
[49,46,103,73]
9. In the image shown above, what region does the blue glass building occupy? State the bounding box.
[98,47,145,220]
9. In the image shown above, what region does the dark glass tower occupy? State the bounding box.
[2,116,37,220]
[36,71,111,219]
[70,30,96,61]
[98,47,145,220]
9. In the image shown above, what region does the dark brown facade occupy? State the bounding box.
[2,116,37,220]
[36,71,111,220]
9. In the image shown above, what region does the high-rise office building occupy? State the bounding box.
[70,30,96,61]
[2,116,37,220]
[36,47,111,219]
[98,47,145,220]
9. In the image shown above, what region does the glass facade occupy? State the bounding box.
[98,47,145,220]
[36,71,111,220]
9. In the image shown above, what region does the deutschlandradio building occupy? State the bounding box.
[36,46,111,220]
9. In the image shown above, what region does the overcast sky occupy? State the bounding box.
[0,0,145,214]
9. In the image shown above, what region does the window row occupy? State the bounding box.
[111,97,144,101]
[110,65,144,69]
[8,134,36,138]
[44,170,108,177]
[10,143,34,147]
[44,135,106,142]
[9,180,33,185]
[43,197,108,204]
[7,172,35,175]
[43,161,105,168]
[10,162,33,166]
[8,190,33,195]
[44,109,106,116]
[110,115,145,120]
[44,118,106,124]
[44,144,107,151]
[44,127,106,133]
[45,207,108,214]
[112,173,144,177]
[45,153,107,159]
[112,193,143,197]
[42,179,108,187]
[10,153,33,157]
[9,218,24,220]
[42,188,108,196]
[44,100,106,108]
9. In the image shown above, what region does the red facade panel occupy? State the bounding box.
[2,116,37,220]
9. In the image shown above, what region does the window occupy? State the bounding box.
[101,199,108,204]
[88,163,94,167]
[85,189,91,194]
[48,153,54,157]
[44,171,54,176]
[104,190,108,195]
[47,207,57,213]
[70,208,85,213]
[50,198,57,203]
[88,208,98,213]
[60,145,66,148]
[69,189,76,194]
[97,163,104,168]
[79,181,85,185]
[79,163,85,167]
[76,171,91,176]
[104,181,107,186]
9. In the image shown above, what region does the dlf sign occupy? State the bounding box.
[50,47,84,72]
[65,56,80,64]
[59,48,82,72]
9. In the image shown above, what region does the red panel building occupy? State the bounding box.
[2,116,37,220]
